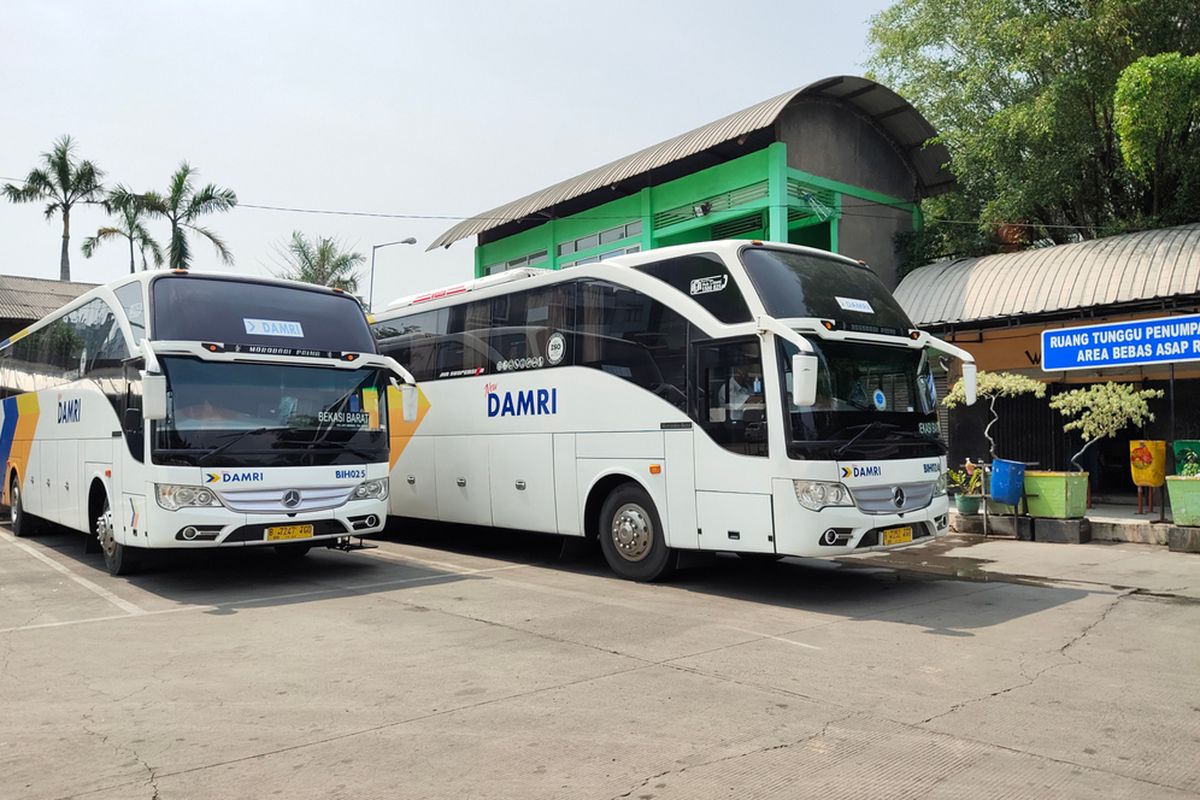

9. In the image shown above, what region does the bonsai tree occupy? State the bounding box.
[944,371,1046,460]
[1049,382,1164,472]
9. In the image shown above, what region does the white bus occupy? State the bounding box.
[1,270,417,575]
[371,240,976,581]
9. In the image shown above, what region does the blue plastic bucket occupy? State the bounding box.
[990,459,1026,507]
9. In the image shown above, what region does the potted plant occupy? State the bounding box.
[948,463,984,515]
[1166,449,1200,526]
[1032,383,1164,518]
[944,371,1046,512]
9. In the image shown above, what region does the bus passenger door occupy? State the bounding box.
[662,426,698,550]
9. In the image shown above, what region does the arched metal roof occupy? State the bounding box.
[894,223,1200,327]
[429,75,952,250]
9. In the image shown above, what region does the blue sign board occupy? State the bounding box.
[1042,314,1200,371]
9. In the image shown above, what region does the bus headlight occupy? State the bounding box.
[352,478,388,501]
[156,484,222,511]
[934,472,948,496]
[793,480,853,511]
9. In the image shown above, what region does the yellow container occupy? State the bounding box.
[1129,440,1166,488]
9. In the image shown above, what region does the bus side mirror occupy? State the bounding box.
[400,384,418,423]
[962,362,978,406]
[143,374,168,421]
[791,353,818,408]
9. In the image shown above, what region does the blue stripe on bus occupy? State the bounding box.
[0,396,18,470]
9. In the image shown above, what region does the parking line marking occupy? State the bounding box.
[0,530,145,616]
[0,559,533,635]
[727,626,822,650]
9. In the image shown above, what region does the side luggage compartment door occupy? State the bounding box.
[389,435,437,520]
[435,435,492,526]
[489,434,556,533]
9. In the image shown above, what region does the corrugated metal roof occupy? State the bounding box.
[0,274,95,321]
[430,75,952,250]
[894,223,1200,327]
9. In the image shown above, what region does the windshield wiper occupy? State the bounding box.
[198,426,286,466]
[833,422,896,458]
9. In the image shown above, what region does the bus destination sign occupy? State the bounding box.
[1041,314,1200,371]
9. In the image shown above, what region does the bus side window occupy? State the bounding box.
[694,339,768,457]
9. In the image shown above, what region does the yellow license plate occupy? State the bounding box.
[266,524,314,542]
[882,526,913,546]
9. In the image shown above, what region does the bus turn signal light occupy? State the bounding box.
[649,464,662,475]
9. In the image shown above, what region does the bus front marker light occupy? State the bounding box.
[793,480,853,511]
[181,526,199,540]
[822,529,839,546]
[365,514,379,528]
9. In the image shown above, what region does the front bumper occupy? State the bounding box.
[771,478,950,557]
[132,497,387,549]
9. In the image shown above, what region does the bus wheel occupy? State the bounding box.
[598,483,673,582]
[274,544,312,560]
[95,498,138,576]
[10,474,33,538]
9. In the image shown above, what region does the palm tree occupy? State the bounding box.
[143,162,237,269]
[275,231,365,292]
[2,135,105,281]
[81,186,164,273]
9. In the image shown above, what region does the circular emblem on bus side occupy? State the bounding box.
[282,490,302,508]
[546,332,566,365]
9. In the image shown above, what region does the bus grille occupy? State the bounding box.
[217,486,355,513]
[849,482,936,514]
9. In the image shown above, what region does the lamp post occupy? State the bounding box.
[369,237,417,310]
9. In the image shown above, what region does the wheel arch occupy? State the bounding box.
[88,475,111,533]
[582,470,652,541]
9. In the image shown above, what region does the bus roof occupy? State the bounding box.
[381,240,871,313]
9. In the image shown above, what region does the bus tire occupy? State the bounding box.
[95,496,138,576]
[598,482,673,582]
[10,473,34,538]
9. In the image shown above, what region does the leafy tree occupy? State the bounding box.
[143,163,237,269]
[868,0,1200,271]
[81,186,164,273]
[944,370,1046,460]
[2,135,105,281]
[1113,52,1200,218]
[1049,382,1163,471]
[274,231,365,292]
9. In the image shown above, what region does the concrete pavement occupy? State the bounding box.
[1,525,1197,799]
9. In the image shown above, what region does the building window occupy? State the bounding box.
[560,245,640,269]
[556,221,642,257]
[485,250,548,275]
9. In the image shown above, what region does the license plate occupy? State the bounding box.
[882,526,913,546]
[266,524,314,541]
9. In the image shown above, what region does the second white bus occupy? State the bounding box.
[371,240,976,581]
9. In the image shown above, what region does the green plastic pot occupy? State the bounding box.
[1024,471,1089,519]
[955,495,981,515]
[1166,476,1200,526]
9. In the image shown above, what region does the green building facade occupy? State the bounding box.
[431,76,953,290]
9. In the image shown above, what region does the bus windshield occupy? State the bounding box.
[153,358,389,467]
[778,339,943,460]
[151,276,375,352]
[741,248,914,336]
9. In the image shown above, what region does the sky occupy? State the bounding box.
[1,0,891,309]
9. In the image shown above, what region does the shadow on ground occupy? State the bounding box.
[383,520,1093,637]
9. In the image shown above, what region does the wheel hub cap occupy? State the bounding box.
[97,511,116,558]
[611,503,652,562]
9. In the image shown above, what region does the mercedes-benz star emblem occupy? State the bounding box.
[282,490,302,509]
[892,487,906,508]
